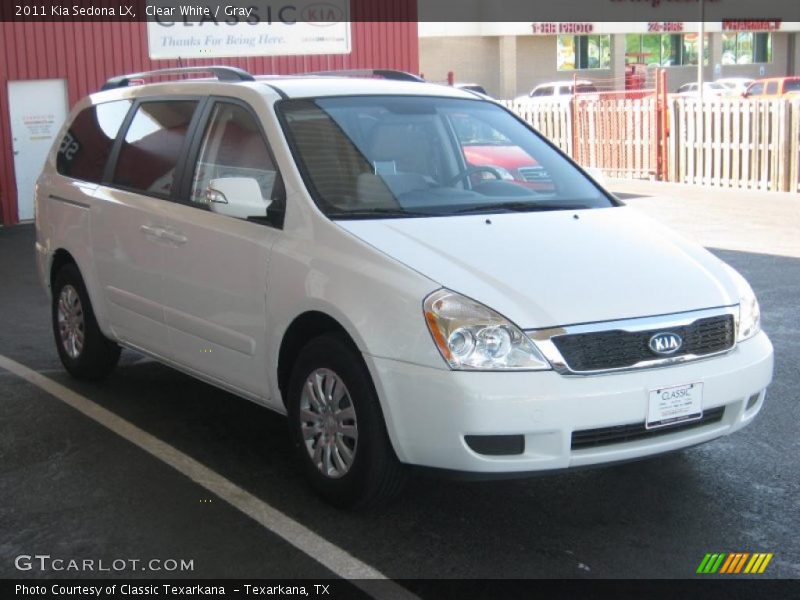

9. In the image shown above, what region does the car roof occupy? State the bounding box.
[751,76,800,83]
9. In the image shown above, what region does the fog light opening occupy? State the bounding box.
[746,392,761,411]
[465,434,525,456]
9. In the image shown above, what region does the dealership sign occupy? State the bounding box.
[146,1,351,59]
[524,20,788,36]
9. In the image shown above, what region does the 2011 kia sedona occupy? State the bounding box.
[35,67,773,508]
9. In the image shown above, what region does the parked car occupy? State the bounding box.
[742,76,800,98]
[514,80,598,103]
[673,82,728,97]
[450,113,552,190]
[715,77,755,96]
[36,66,773,508]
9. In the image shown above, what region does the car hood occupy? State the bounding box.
[337,206,739,328]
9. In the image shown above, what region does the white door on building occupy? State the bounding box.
[8,79,69,221]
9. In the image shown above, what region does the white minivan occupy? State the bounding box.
[35,67,773,508]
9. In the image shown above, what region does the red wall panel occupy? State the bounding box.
[0,6,418,224]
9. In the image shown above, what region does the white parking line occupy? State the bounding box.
[0,354,419,600]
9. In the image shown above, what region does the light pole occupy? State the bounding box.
[698,0,705,99]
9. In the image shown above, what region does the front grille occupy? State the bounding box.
[517,166,549,182]
[571,406,725,450]
[551,314,735,372]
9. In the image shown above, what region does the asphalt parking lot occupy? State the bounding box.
[1,183,799,585]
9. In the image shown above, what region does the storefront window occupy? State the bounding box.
[558,35,611,70]
[661,35,678,66]
[722,32,773,64]
[681,34,704,66]
[625,33,708,67]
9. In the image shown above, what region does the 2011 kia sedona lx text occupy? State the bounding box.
[35,67,773,507]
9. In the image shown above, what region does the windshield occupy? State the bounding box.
[278,96,614,219]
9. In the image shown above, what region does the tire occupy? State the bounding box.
[287,333,407,509]
[51,262,121,380]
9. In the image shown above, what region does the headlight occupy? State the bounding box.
[738,285,761,342]
[724,265,761,341]
[423,289,550,370]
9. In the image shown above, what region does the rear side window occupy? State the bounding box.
[57,100,131,182]
[113,101,197,198]
[766,81,779,95]
[747,83,764,96]
[785,80,800,93]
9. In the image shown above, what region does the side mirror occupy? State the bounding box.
[206,177,271,219]
[584,167,608,188]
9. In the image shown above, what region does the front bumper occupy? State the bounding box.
[366,331,773,473]
[35,241,50,297]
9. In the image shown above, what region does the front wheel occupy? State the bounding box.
[51,263,120,380]
[286,333,406,509]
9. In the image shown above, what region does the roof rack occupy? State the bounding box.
[305,69,425,83]
[101,66,255,91]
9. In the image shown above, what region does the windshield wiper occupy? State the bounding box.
[448,201,589,215]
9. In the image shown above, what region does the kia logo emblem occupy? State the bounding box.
[302,3,344,26]
[649,332,683,355]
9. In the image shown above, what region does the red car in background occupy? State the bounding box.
[463,144,552,189]
[743,76,800,98]
[452,114,554,191]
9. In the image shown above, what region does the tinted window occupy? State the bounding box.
[113,101,197,198]
[532,86,554,97]
[57,100,131,182]
[191,103,284,217]
[766,81,779,95]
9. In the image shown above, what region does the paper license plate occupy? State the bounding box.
[646,382,703,430]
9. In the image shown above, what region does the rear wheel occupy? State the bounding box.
[287,333,406,509]
[51,263,120,380]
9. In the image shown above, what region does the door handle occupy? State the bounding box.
[159,229,187,245]
[140,224,163,237]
